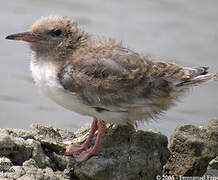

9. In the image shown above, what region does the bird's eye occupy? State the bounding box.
[51,29,62,36]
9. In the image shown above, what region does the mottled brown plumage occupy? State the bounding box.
[6,16,216,162]
[57,39,215,123]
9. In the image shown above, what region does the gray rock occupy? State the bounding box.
[164,119,218,177]
[204,156,218,176]
[73,126,169,180]
[0,130,32,164]
[0,157,13,173]
[0,124,169,180]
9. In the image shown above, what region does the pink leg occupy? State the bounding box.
[65,118,98,155]
[75,120,106,163]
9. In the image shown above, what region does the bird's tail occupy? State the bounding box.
[176,66,217,87]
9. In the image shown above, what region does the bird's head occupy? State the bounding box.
[6,16,88,54]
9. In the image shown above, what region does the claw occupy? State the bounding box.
[65,144,84,155]
[65,119,106,163]
[74,147,99,163]
[65,118,98,155]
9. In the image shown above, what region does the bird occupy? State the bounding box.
[6,15,216,163]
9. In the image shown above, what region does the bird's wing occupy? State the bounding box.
[58,47,158,111]
[58,46,215,111]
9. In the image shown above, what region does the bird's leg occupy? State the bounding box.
[75,120,106,163]
[65,118,98,155]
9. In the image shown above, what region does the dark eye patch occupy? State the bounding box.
[51,29,62,36]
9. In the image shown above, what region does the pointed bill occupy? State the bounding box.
[5,32,47,42]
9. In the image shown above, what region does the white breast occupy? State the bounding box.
[30,56,97,117]
[30,56,129,124]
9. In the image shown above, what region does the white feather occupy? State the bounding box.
[30,55,129,124]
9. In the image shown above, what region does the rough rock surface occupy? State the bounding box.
[0,124,169,180]
[164,119,218,177]
[204,156,218,176]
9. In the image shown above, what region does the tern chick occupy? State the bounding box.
[6,16,216,163]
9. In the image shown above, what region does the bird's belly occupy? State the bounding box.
[44,85,129,122]
[42,85,97,116]
[39,83,161,124]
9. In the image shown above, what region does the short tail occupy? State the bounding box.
[176,66,217,87]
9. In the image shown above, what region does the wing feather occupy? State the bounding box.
[58,45,215,113]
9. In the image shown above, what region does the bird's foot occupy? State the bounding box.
[65,143,89,155]
[65,118,98,156]
[74,147,99,163]
[65,119,106,163]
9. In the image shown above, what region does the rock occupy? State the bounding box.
[204,156,218,176]
[73,126,169,180]
[0,129,32,164]
[0,124,169,180]
[0,157,13,173]
[164,119,218,177]
[207,156,218,171]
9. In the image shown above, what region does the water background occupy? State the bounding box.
[1,0,218,138]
